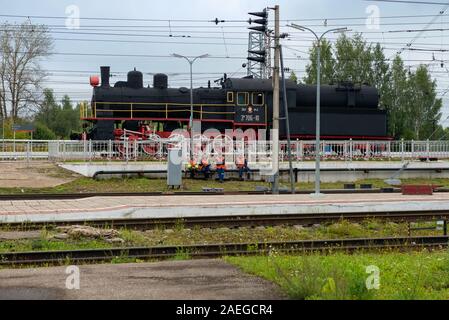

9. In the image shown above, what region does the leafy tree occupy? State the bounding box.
[388,56,414,139]
[304,38,335,85]
[369,43,391,110]
[302,33,445,140]
[289,71,298,84]
[35,89,58,128]
[34,122,56,140]
[408,65,442,139]
[334,33,373,85]
[34,89,81,139]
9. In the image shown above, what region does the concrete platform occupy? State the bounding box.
[0,260,284,300]
[59,160,449,183]
[1,193,449,224]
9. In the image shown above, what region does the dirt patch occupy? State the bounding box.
[0,161,78,188]
[0,260,285,300]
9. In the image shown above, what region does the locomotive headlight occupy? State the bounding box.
[247,106,254,114]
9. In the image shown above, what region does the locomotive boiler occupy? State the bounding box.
[81,66,388,141]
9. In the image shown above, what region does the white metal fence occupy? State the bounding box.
[1,139,449,162]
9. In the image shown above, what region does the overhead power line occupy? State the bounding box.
[6,12,449,22]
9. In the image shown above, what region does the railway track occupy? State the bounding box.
[0,188,403,201]
[4,210,449,232]
[1,236,447,266]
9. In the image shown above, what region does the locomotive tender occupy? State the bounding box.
[81,66,388,141]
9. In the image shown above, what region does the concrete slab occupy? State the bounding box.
[1,193,449,224]
[0,260,284,300]
[60,160,449,177]
[0,162,77,188]
[59,160,449,182]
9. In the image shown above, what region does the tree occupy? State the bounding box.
[304,38,335,85]
[302,33,445,140]
[387,56,411,139]
[0,21,53,119]
[408,65,442,139]
[369,43,391,110]
[35,89,58,126]
[289,71,298,84]
[334,33,373,85]
[34,90,81,139]
[34,122,56,140]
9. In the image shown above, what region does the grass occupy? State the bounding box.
[0,219,442,254]
[1,159,449,194]
[0,238,116,253]
[2,176,449,195]
[226,251,449,300]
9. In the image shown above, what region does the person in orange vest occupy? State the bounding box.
[215,155,226,183]
[187,159,199,179]
[236,155,251,181]
[199,157,211,180]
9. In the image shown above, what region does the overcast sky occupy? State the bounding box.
[2,0,449,122]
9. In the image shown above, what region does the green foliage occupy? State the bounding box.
[34,122,57,140]
[228,251,449,300]
[289,71,298,84]
[304,38,335,85]
[334,33,374,84]
[303,34,444,140]
[34,89,82,139]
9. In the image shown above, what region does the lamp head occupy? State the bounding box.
[333,27,349,34]
[289,23,305,31]
[290,23,306,31]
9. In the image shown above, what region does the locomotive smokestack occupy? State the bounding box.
[100,66,110,87]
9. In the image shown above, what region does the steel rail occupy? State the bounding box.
[3,210,449,231]
[0,188,406,201]
[1,236,447,266]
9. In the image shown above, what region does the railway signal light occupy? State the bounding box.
[247,50,266,63]
[248,9,268,33]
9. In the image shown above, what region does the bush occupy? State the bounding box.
[34,122,57,140]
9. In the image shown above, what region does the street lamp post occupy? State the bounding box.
[289,24,348,196]
[172,53,210,161]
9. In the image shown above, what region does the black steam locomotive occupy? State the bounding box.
[82,66,388,141]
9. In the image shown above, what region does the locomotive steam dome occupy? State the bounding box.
[127,68,143,89]
[153,73,168,89]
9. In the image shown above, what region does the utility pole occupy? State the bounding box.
[271,5,280,194]
[280,45,295,194]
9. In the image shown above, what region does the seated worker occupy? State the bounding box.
[199,157,211,180]
[236,155,251,181]
[186,159,199,179]
[215,155,226,183]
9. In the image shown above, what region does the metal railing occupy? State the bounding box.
[2,139,449,163]
[81,101,268,123]
[82,102,238,120]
